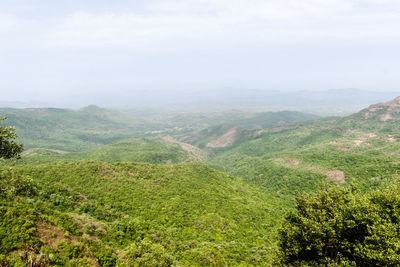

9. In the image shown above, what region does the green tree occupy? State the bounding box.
[277,184,400,266]
[0,117,23,159]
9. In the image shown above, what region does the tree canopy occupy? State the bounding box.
[0,117,23,159]
[277,184,400,266]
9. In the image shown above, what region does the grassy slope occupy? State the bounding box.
[1,161,277,266]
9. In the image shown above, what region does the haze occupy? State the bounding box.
[0,0,399,106]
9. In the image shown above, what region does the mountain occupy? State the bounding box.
[48,88,399,116]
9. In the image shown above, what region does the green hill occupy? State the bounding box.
[17,137,206,165]
[0,106,318,153]
[0,106,137,152]
[178,111,318,149]
[1,161,276,266]
[209,97,400,195]
[343,96,400,134]
[228,110,318,130]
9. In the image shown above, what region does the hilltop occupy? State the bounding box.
[361,96,400,121]
[346,96,400,134]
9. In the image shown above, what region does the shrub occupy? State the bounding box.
[117,238,175,267]
[277,184,400,265]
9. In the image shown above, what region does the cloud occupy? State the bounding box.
[1,0,400,50]
[1,0,400,98]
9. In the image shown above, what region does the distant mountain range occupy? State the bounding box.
[2,89,398,115]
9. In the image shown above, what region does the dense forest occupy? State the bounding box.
[1,96,400,266]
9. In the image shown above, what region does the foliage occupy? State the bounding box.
[0,117,23,159]
[0,201,39,253]
[117,238,175,266]
[16,138,191,165]
[0,107,318,152]
[0,168,36,199]
[2,100,400,265]
[57,239,85,259]
[0,161,275,266]
[277,184,400,266]
[94,248,117,267]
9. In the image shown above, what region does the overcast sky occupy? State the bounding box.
[0,0,399,103]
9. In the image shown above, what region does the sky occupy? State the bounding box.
[0,0,400,104]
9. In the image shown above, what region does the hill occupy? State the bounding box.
[344,96,400,134]
[0,106,136,152]
[17,137,206,165]
[178,111,317,149]
[0,161,276,266]
[357,96,400,122]
[209,96,400,195]
[9,110,317,164]
[0,106,318,154]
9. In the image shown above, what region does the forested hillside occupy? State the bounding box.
[0,106,136,152]
[1,161,277,266]
[16,137,204,165]
[209,97,400,192]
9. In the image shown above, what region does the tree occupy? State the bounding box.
[276,184,400,266]
[0,117,23,159]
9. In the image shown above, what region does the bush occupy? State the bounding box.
[57,240,84,259]
[117,238,175,267]
[94,248,117,267]
[68,258,93,266]
[0,168,36,199]
[277,184,400,265]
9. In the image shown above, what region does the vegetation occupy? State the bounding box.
[15,138,193,165]
[277,184,400,265]
[1,96,400,265]
[0,106,137,152]
[0,107,318,152]
[0,117,23,160]
[0,161,276,266]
